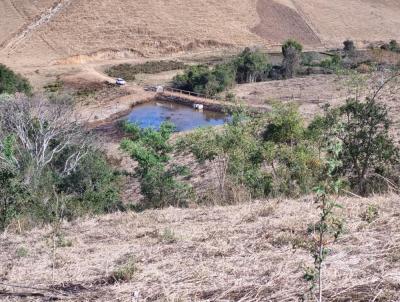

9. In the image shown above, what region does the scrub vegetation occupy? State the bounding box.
[106,60,186,81]
[0,64,32,95]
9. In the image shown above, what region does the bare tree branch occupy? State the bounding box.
[0,95,93,185]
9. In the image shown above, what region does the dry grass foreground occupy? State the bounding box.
[1,0,400,67]
[1,195,400,301]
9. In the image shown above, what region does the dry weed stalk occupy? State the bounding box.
[212,154,229,201]
[51,189,67,285]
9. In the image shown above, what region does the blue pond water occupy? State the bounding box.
[125,100,230,131]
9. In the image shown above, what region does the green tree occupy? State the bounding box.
[331,98,397,195]
[343,40,356,56]
[234,48,271,83]
[282,39,303,78]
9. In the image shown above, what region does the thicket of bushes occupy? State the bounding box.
[0,64,32,95]
[0,96,123,231]
[177,92,399,203]
[173,48,271,96]
[178,105,323,201]
[173,40,327,95]
[106,60,186,81]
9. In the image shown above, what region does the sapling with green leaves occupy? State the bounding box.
[305,139,344,302]
[121,121,192,208]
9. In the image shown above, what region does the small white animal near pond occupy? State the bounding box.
[116,78,126,86]
[193,104,204,110]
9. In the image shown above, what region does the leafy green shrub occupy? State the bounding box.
[119,121,141,140]
[360,204,379,223]
[60,151,124,218]
[262,105,323,196]
[110,257,137,282]
[263,140,322,197]
[319,54,342,70]
[310,97,399,196]
[106,60,186,80]
[0,159,27,230]
[0,64,32,95]
[121,121,192,208]
[263,103,305,144]
[389,40,400,53]
[301,52,314,66]
[177,113,269,201]
[282,39,303,54]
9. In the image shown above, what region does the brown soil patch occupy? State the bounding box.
[252,0,321,47]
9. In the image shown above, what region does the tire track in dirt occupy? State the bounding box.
[1,0,72,54]
[251,0,321,47]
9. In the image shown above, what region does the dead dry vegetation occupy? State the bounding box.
[1,195,400,301]
[1,0,400,68]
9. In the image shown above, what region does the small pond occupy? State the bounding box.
[124,100,230,131]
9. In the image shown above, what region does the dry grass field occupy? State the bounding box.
[233,71,400,128]
[1,0,400,69]
[1,195,399,301]
[1,2,400,301]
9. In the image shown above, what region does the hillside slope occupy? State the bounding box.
[1,0,400,67]
[1,195,399,301]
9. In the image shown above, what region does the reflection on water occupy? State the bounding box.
[125,101,230,131]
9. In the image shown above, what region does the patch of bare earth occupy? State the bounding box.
[251,0,321,47]
[1,195,400,301]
